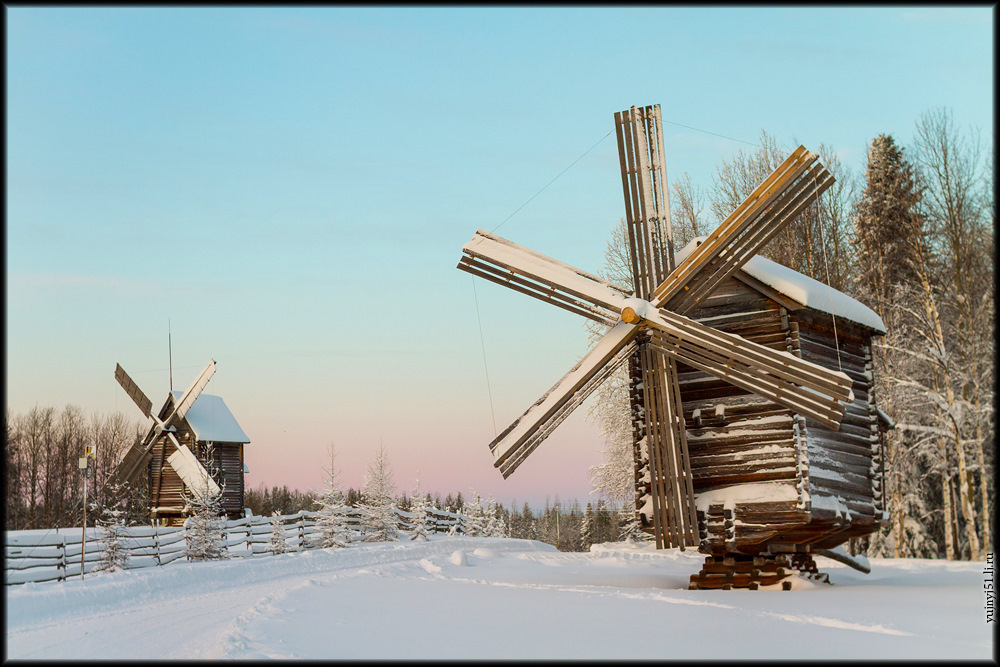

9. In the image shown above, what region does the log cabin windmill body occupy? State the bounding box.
[109,360,250,525]
[457,105,888,584]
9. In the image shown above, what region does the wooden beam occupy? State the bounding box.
[650,147,819,310]
[490,321,639,472]
[498,339,636,478]
[460,229,630,314]
[457,257,616,325]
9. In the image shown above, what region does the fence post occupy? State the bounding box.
[154,524,161,566]
[57,536,67,582]
[298,512,305,549]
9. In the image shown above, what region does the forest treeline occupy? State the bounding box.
[6,107,992,560]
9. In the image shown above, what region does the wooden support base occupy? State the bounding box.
[688,552,830,589]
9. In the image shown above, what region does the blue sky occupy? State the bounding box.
[6,6,993,508]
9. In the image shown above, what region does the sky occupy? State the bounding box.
[6,6,994,508]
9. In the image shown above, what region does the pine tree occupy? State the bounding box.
[462,490,486,537]
[853,133,923,307]
[360,443,399,542]
[267,510,290,555]
[408,472,430,541]
[183,446,229,561]
[581,502,594,551]
[92,480,131,574]
[484,494,507,538]
[314,443,351,548]
[618,503,648,543]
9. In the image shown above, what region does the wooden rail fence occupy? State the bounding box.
[5,506,469,586]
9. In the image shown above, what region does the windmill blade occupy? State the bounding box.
[166,359,216,424]
[458,229,628,325]
[621,300,853,429]
[106,424,160,489]
[167,444,221,498]
[650,146,833,314]
[638,347,699,549]
[615,104,673,298]
[114,363,153,418]
[490,321,639,477]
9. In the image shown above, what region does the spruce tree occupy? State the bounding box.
[314,443,351,548]
[92,480,131,574]
[408,472,430,541]
[462,490,486,537]
[853,133,923,309]
[581,502,595,550]
[183,446,229,561]
[360,443,399,542]
[267,510,290,554]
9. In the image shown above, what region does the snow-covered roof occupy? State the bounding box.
[676,238,886,334]
[171,391,250,444]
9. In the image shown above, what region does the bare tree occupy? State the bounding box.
[912,107,994,556]
[671,172,708,247]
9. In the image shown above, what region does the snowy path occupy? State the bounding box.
[5,537,993,660]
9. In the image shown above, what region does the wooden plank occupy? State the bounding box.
[614,110,643,296]
[499,340,634,478]
[731,271,806,312]
[115,364,153,417]
[643,305,853,403]
[670,166,833,314]
[459,230,629,314]
[492,324,638,475]
[639,344,670,549]
[647,330,845,429]
[651,104,675,275]
[650,146,815,308]
[457,257,615,325]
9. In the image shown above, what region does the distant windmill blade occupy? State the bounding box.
[115,363,153,418]
[167,444,221,497]
[168,359,216,423]
[108,425,160,488]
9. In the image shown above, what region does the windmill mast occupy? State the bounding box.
[168,319,173,392]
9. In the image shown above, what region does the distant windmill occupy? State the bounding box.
[109,360,250,525]
[458,105,886,588]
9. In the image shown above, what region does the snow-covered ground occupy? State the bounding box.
[5,535,993,660]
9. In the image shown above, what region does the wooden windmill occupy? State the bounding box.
[108,360,250,525]
[458,105,885,588]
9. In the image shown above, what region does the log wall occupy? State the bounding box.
[679,278,807,552]
[789,312,878,523]
[673,276,884,554]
